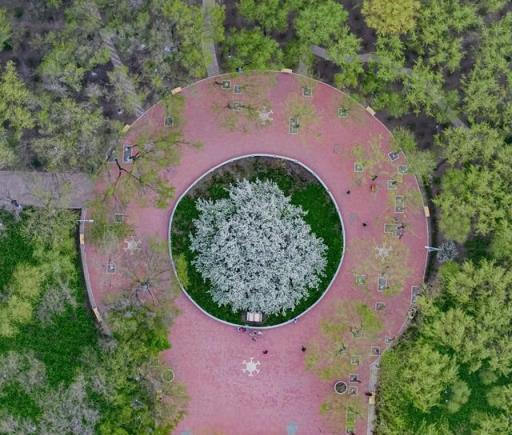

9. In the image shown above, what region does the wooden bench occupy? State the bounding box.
[245,312,263,324]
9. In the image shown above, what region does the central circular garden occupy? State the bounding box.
[169,156,344,326]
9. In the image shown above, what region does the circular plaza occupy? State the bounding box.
[84,71,428,434]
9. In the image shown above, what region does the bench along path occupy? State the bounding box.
[85,72,429,434]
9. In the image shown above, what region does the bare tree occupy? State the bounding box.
[119,237,176,306]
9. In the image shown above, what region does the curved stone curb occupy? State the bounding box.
[168,153,346,330]
[79,209,111,335]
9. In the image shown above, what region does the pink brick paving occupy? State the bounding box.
[84,72,428,435]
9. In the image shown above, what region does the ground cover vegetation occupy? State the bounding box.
[0,209,186,434]
[171,157,343,325]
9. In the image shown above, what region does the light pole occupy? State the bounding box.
[425,246,440,253]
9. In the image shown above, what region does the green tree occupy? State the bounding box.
[488,221,512,264]
[0,61,33,168]
[445,379,470,413]
[39,0,110,95]
[107,65,143,117]
[22,203,77,260]
[438,123,504,166]
[463,14,512,131]
[0,61,33,138]
[97,299,187,434]
[401,342,458,412]
[471,413,512,435]
[392,127,436,182]
[435,125,511,241]
[403,59,448,119]
[408,0,478,72]
[378,260,512,431]
[239,0,303,33]
[362,0,420,35]
[33,97,119,172]
[486,384,512,412]
[295,0,348,47]
[416,421,454,435]
[0,264,45,337]
[224,28,283,70]
[364,35,409,116]
[160,0,225,79]
[328,31,363,88]
[436,261,512,375]
[373,34,406,83]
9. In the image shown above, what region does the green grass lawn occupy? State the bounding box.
[170,159,344,325]
[0,210,99,419]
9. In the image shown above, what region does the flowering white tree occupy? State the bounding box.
[190,179,327,315]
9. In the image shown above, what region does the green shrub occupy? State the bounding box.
[175,253,190,288]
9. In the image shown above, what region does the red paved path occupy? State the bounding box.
[85,72,428,434]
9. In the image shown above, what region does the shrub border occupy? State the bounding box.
[168,153,346,329]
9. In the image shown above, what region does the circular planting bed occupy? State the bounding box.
[169,156,344,326]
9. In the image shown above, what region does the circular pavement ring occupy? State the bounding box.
[84,70,430,435]
[168,153,346,329]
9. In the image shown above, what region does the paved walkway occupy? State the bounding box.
[202,0,220,77]
[0,170,93,208]
[85,72,428,434]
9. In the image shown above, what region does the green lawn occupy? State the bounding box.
[170,159,344,325]
[0,210,99,419]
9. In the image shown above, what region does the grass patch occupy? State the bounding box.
[0,210,99,418]
[0,212,34,290]
[0,383,41,419]
[170,157,343,325]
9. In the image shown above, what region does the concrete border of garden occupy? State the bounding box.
[168,153,346,329]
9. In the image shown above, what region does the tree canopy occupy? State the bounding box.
[190,179,327,315]
[377,261,512,433]
[224,28,283,71]
[362,0,420,35]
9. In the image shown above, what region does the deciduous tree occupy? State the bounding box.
[295,0,348,47]
[239,0,303,33]
[435,125,511,241]
[362,0,420,35]
[33,97,120,172]
[190,179,327,315]
[224,28,283,71]
[401,342,458,412]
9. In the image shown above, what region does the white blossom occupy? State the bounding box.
[437,240,458,263]
[190,179,327,315]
